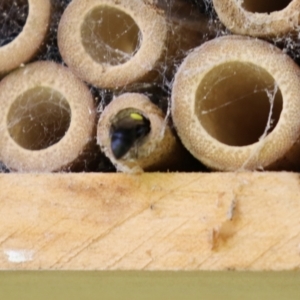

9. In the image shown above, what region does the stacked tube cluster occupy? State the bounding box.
[1,0,300,172]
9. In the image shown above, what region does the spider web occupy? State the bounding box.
[0,0,298,172]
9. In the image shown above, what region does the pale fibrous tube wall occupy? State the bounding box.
[171,35,300,171]
[0,0,51,75]
[0,61,96,172]
[3,1,300,173]
[57,0,168,89]
[97,93,183,173]
[213,0,299,37]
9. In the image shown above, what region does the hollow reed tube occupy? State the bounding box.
[0,61,96,172]
[171,35,300,171]
[0,0,51,75]
[97,93,187,173]
[213,0,300,37]
[58,0,168,89]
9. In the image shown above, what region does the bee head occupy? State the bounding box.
[110,110,151,159]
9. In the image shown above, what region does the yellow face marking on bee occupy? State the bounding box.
[130,112,143,121]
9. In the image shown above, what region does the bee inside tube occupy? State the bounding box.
[97,93,195,173]
[110,112,151,160]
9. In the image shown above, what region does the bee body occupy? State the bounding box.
[110,113,150,159]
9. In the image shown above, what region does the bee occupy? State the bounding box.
[110,112,151,159]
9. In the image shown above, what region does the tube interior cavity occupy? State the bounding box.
[0,0,29,47]
[195,62,283,147]
[81,5,141,66]
[241,0,291,13]
[7,87,71,150]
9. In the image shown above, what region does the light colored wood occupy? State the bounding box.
[0,172,300,270]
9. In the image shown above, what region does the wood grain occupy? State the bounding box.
[0,172,300,270]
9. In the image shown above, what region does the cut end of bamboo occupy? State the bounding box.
[97,93,182,173]
[58,0,167,89]
[0,0,51,75]
[172,35,300,171]
[0,61,96,172]
[213,0,299,37]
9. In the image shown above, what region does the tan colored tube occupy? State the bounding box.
[97,93,185,173]
[213,0,299,37]
[171,35,300,171]
[58,0,167,89]
[0,0,51,75]
[0,61,96,172]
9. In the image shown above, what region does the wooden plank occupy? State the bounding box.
[1,271,300,300]
[0,172,300,270]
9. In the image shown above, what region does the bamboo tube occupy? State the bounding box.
[213,0,300,37]
[57,0,168,89]
[0,0,51,75]
[0,61,96,172]
[171,35,300,171]
[97,93,187,173]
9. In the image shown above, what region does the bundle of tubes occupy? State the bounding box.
[1,0,300,173]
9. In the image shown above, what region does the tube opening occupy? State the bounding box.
[7,87,71,150]
[110,109,151,159]
[195,62,283,147]
[241,0,291,14]
[0,0,29,47]
[81,5,141,66]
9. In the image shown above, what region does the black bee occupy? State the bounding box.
[110,112,151,159]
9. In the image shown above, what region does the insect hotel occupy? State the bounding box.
[0,0,300,299]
